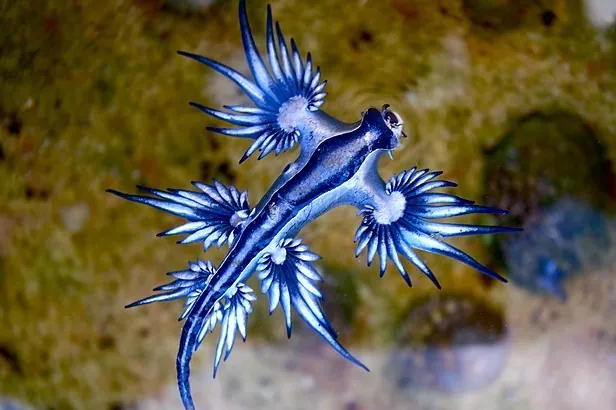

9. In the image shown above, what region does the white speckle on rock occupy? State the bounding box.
[299,375,315,392]
[585,0,616,28]
[59,202,90,233]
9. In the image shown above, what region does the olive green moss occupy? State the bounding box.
[1,0,615,408]
[392,292,505,347]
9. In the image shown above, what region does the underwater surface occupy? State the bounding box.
[1,0,616,409]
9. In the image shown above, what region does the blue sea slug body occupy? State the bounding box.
[107,1,520,408]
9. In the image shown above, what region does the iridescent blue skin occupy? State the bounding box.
[107,1,520,409]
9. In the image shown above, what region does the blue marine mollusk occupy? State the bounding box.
[107,1,520,409]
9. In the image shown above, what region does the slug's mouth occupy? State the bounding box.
[381,104,406,157]
[381,104,406,138]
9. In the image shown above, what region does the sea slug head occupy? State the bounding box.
[381,104,406,141]
[360,105,406,154]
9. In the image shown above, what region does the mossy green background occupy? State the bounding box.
[1,0,615,408]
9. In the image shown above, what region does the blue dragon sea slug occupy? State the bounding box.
[107,1,520,408]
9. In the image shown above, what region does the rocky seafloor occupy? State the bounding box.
[1,0,616,409]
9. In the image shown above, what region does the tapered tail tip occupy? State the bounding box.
[355,359,370,372]
[106,188,124,197]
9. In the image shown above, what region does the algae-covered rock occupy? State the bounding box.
[388,293,507,393]
[484,111,613,226]
[500,197,612,300]
[483,111,615,300]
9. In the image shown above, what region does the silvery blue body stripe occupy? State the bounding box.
[107,1,521,409]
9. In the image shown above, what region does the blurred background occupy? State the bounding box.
[2,0,616,409]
